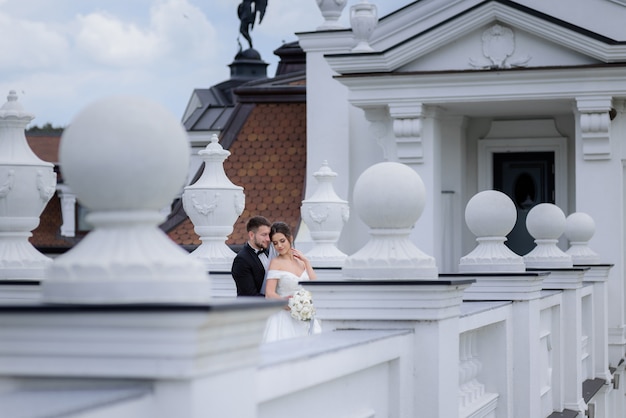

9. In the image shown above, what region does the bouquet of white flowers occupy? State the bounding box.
[288,289,316,321]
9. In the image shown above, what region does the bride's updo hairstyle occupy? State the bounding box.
[270,221,293,243]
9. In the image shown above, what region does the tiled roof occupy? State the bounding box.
[226,102,307,244]
[26,135,60,164]
[165,101,307,246]
[165,50,308,248]
[30,193,83,250]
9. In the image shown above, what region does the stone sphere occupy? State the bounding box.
[565,212,596,243]
[465,190,517,237]
[352,162,425,229]
[59,96,190,212]
[526,203,566,240]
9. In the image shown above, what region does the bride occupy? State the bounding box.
[262,221,322,343]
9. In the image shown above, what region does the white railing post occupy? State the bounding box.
[525,203,589,415]
[566,211,616,415]
[459,190,525,273]
[342,161,437,279]
[305,161,466,417]
[41,96,211,303]
[460,190,546,417]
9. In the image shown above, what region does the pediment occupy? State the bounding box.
[325,0,626,74]
[398,22,597,72]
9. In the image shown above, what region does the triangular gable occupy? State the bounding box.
[325,0,626,74]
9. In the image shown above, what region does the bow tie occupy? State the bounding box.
[255,248,268,256]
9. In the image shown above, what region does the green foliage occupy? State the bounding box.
[26,123,64,135]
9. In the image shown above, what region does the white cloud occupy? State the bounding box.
[0,13,69,72]
[0,0,412,127]
[75,12,161,66]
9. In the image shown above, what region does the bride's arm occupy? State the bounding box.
[264,278,282,300]
[265,275,290,310]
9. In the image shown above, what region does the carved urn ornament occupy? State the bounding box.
[316,0,348,30]
[183,134,245,271]
[350,0,378,52]
[301,161,349,267]
[0,90,56,280]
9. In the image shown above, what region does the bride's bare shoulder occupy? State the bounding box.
[269,258,288,270]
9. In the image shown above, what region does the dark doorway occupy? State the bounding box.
[493,152,555,256]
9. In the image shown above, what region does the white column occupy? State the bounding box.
[575,97,626,366]
[388,103,442,259]
[56,184,76,237]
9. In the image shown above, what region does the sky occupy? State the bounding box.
[0,0,409,128]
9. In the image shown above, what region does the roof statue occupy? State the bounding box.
[238,0,267,50]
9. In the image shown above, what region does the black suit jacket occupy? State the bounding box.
[231,243,266,297]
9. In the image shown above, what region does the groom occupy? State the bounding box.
[231,215,271,296]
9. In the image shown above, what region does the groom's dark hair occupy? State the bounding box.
[246,216,271,232]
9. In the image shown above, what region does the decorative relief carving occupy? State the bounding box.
[469,24,531,69]
[234,193,245,215]
[576,97,613,160]
[37,169,57,202]
[307,205,329,224]
[190,192,219,216]
[341,205,350,223]
[0,169,15,199]
[392,114,423,164]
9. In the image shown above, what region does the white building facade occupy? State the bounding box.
[2,1,626,417]
[300,0,626,367]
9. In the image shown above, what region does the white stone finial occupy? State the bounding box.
[459,190,525,273]
[315,0,348,30]
[42,95,210,303]
[564,212,600,264]
[523,203,573,268]
[0,90,56,281]
[342,161,437,279]
[301,160,349,267]
[350,0,378,52]
[183,133,245,271]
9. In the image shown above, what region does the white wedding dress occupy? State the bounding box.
[262,269,322,343]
